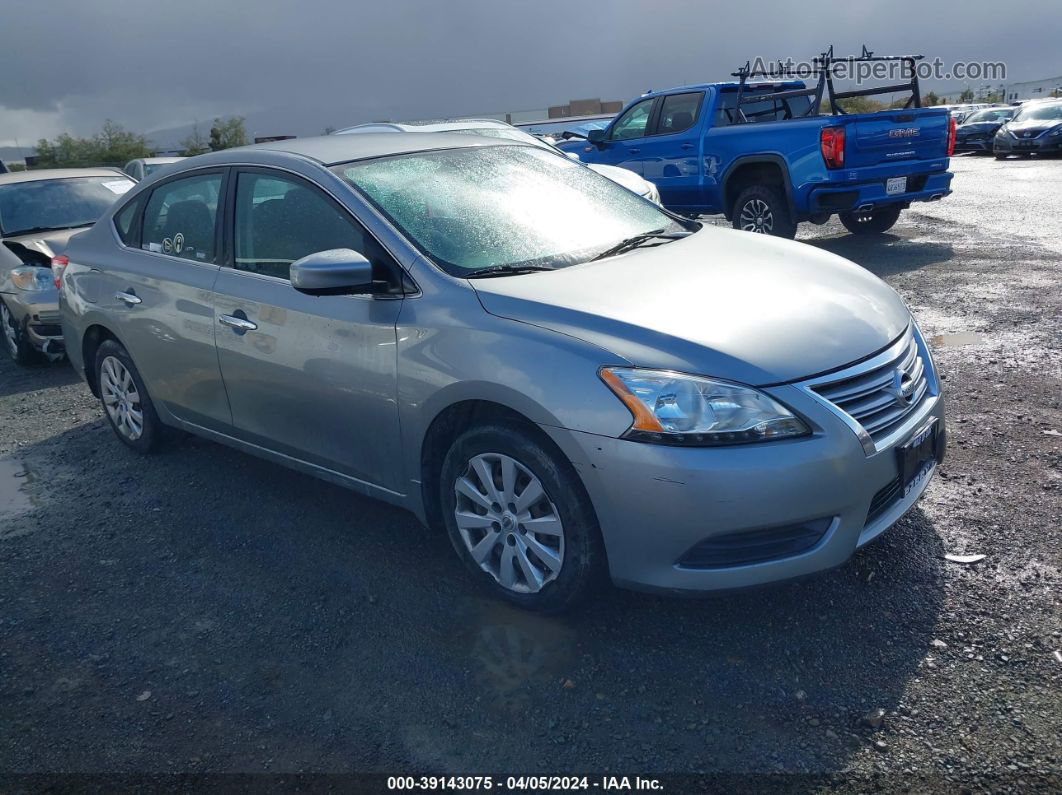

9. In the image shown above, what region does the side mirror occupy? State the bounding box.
[290,248,374,295]
[566,151,581,161]
[587,128,606,146]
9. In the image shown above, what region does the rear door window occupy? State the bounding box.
[141,173,222,262]
[654,92,704,135]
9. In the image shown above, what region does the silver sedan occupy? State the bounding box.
[60,134,944,611]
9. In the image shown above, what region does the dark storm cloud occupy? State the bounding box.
[1,0,1057,144]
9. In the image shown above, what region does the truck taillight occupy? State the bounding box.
[50,255,69,290]
[820,126,845,169]
[947,116,956,157]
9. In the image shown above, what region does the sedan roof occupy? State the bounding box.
[0,167,128,185]
[210,132,519,167]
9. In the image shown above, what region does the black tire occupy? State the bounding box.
[839,206,902,235]
[0,298,43,367]
[439,422,604,613]
[994,152,1009,160]
[731,185,797,239]
[94,339,165,453]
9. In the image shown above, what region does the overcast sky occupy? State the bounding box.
[2,0,1058,148]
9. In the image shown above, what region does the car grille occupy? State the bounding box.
[866,476,902,525]
[677,519,833,569]
[811,331,930,444]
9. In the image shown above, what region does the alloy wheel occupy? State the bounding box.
[453,452,565,594]
[739,198,774,234]
[0,302,18,359]
[100,355,144,441]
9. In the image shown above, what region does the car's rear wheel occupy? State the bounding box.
[0,299,43,367]
[439,423,604,613]
[731,185,797,239]
[839,206,902,235]
[95,339,164,453]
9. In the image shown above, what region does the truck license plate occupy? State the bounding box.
[886,177,907,195]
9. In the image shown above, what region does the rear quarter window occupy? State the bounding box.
[113,197,141,245]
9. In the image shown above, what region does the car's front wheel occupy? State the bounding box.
[0,299,43,367]
[95,339,165,453]
[440,422,604,613]
[839,206,902,235]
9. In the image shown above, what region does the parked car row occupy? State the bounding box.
[990,99,1062,159]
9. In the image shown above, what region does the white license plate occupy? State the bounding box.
[886,176,907,195]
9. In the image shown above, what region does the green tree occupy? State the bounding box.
[208,116,248,151]
[179,121,209,156]
[958,87,975,103]
[34,120,150,168]
[923,90,941,106]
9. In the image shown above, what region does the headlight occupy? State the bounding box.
[9,266,53,291]
[599,367,810,446]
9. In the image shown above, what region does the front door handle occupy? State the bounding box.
[628,148,641,154]
[115,291,142,306]
[219,314,258,332]
[681,142,695,150]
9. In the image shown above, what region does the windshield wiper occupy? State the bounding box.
[463,264,556,279]
[589,229,689,262]
[5,223,88,237]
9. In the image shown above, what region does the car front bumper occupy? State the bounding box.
[0,289,64,354]
[994,135,1062,153]
[954,138,994,152]
[542,380,945,594]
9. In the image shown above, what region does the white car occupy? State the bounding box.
[334,119,662,205]
[122,157,185,182]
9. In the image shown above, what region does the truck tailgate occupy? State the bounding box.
[845,110,950,167]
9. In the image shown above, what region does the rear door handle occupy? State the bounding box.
[628,148,641,154]
[115,291,142,306]
[219,314,258,332]
[681,142,695,150]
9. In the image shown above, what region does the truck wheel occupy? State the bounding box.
[731,186,796,239]
[839,206,902,235]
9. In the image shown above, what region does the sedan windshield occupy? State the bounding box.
[1014,103,1062,122]
[335,145,681,274]
[963,109,1013,124]
[0,176,134,237]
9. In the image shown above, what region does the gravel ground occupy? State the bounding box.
[0,155,1059,790]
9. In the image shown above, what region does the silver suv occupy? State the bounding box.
[61,134,945,612]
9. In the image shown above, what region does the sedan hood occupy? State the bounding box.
[586,163,652,197]
[1004,119,1061,137]
[471,227,911,386]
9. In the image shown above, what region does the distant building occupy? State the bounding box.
[547,98,624,119]
[1003,76,1062,102]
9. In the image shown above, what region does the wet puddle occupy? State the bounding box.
[930,332,985,347]
[0,457,37,523]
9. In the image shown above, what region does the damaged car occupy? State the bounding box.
[0,168,134,364]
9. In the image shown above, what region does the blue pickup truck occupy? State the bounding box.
[568,49,956,238]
